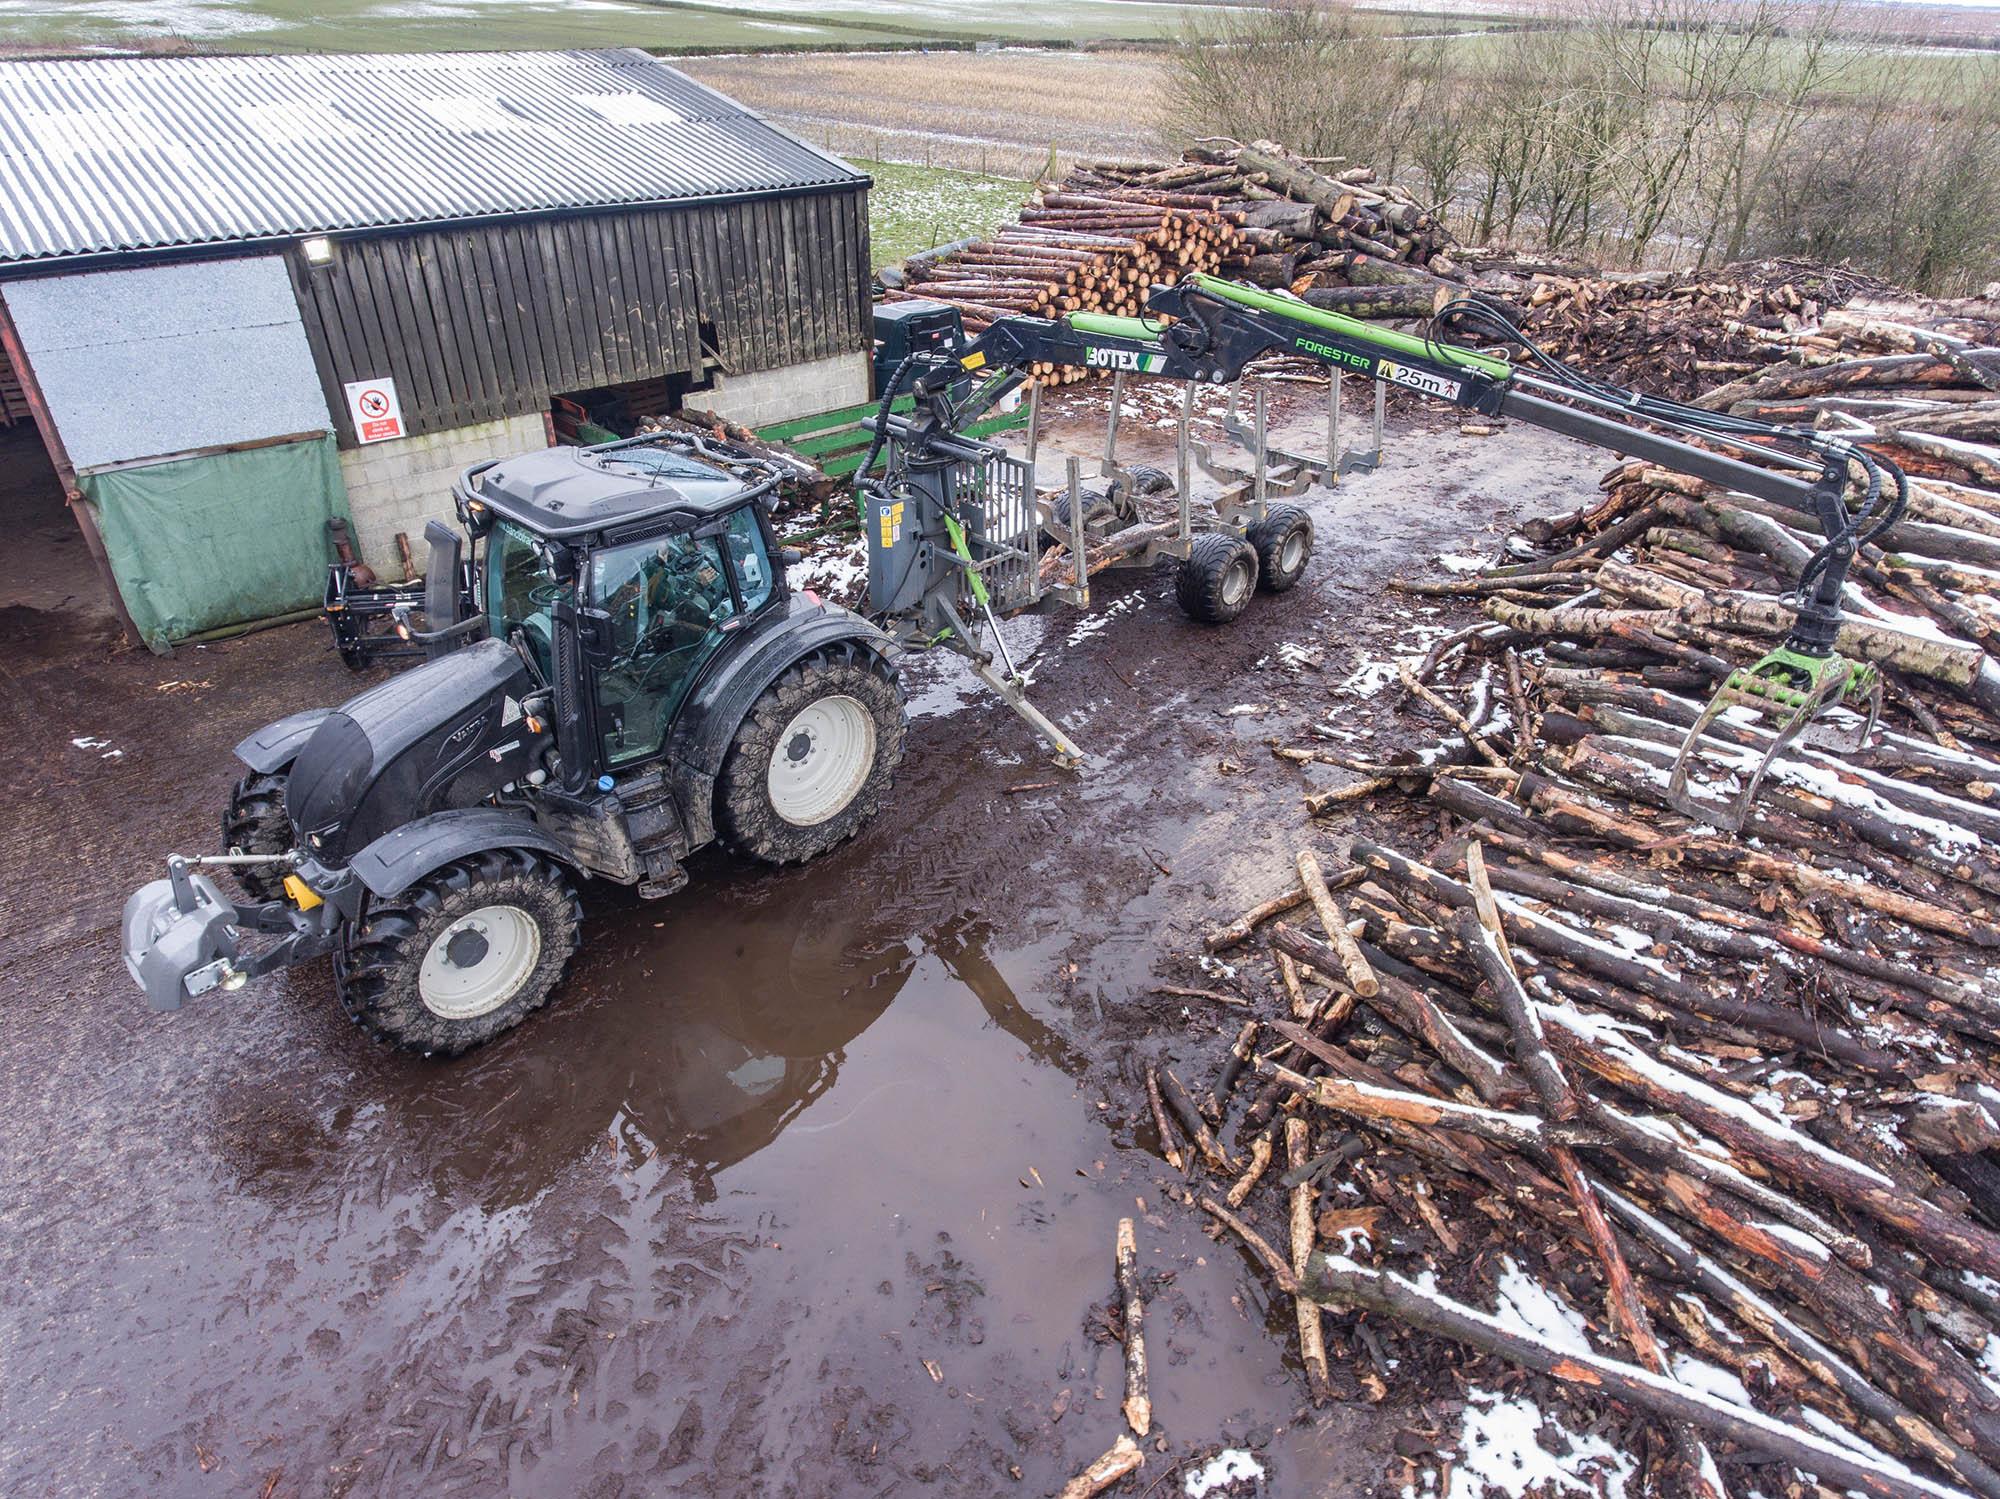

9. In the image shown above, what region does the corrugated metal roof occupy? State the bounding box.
[0,49,867,266]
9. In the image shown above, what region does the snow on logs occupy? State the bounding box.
[1165,288,2000,1496]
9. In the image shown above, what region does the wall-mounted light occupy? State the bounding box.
[300,235,335,266]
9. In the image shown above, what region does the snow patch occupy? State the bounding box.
[1184,1448,1265,1498]
[1442,1389,1636,1499]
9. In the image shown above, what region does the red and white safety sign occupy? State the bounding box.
[343,377,406,444]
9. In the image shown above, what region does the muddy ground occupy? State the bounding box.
[0,392,1599,1499]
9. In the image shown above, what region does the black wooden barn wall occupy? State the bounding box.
[286,186,871,443]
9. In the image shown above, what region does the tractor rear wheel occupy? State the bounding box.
[1246,504,1313,593]
[334,849,581,1056]
[221,772,293,904]
[717,643,905,865]
[1176,533,1260,623]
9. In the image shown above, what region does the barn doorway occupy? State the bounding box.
[0,356,121,658]
[551,370,713,445]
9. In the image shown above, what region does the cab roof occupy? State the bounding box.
[466,439,755,540]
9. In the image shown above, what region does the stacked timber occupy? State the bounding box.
[878,139,1472,381]
[1158,298,2000,1496]
[885,177,1247,386]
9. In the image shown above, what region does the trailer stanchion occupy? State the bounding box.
[1252,386,1269,523]
[1102,371,1126,478]
[1327,372,1340,478]
[1177,383,1195,545]
[1065,456,1090,609]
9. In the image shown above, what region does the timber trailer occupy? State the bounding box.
[123,273,1902,1054]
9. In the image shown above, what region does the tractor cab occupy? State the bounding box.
[452,433,796,789]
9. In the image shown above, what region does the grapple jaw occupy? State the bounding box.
[1665,645,1882,832]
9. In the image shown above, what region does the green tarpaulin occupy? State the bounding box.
[78,436,350,649]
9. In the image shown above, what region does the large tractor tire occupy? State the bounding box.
[221,772,293,904]
[334,849,581,1056]
[717,643,906,865]
[1246,504,1314,593]
[1175,533,1260,624]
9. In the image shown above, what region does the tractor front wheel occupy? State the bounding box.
[1176,533,1260,623]
[221,772,293,904]
[334,849,581,1056]
[718,643,906,865]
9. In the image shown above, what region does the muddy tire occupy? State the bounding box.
[1175,533,1260,624]
[717,643,906,865]
[1116,464,1174,499]
[334,849,581,1057]
[221,772,293,904]
[1044,488,1119,543]
[1246,504,1313,593]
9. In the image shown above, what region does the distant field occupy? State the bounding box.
[856,159,1030,268]
[0,0,1208,57]
[685,49,1170,179]
[0,0,1988,58]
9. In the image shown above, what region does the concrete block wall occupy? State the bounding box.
[338,413,547,579]
[705,351,870,429]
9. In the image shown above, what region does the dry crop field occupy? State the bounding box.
[682,48,1171,180]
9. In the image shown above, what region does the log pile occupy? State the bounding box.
[1163,298,2000,1496]
[878,139,1471,383]
[1475,258,1990,402]
[883,167,1248,386]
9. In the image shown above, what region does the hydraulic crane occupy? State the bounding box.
[858,271,1907,827]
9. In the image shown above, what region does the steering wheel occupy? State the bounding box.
[625,601,715,690]
[527,581,571,607]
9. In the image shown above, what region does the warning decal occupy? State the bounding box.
[344,377,406,444]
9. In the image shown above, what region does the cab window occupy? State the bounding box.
[485,520,561,681]
[720,507,776,612]
[589,530,738,766]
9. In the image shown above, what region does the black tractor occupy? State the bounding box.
[125,432,905,1055]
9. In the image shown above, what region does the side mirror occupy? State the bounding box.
[779,546,804,566]
[573,606,616,668]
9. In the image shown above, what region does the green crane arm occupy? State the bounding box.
[905,272,1904,660]
[873,271,1915,823]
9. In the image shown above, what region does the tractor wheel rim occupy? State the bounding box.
[1280,530,1305,573]
[768,694,876,827]
[418,904,541,1020]
[1223,557,1254,607]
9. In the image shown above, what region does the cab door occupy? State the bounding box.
[588,509,776,769]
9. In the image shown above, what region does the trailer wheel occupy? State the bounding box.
[1045,488,1118,542]
[717,643,906,865]
[334,849,580,1056]
[1246,504,1314,593]
[1176,533,1260,624]
[1116,464,1175,499]
[221,772,293,904]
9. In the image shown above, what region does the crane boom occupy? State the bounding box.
[873,271,1908,824]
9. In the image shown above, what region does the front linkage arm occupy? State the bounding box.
[892,272,1905,825]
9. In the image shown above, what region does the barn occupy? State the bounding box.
[0,49,873,650]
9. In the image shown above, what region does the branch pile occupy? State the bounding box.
[1475,257,1994,402]
[1161,296,2000,1497]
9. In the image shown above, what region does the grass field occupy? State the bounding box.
[0,0,1207,57]
[3,0,1988,58]
[855,158,1030,268]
